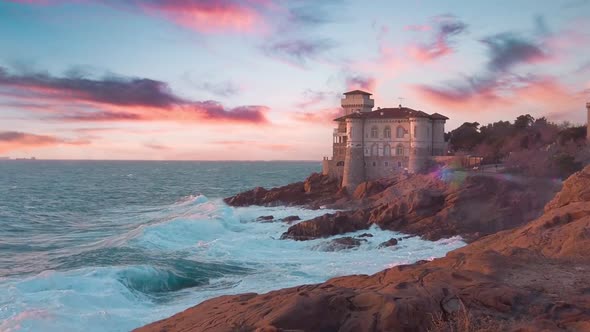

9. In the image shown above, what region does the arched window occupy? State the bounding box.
[396,126,405,138]
[384,126,391,138]
[396,144,404,156]
[383,144,391,156]
[370,126,378,138]
[370,143,378,156]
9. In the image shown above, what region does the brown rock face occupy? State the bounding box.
[280,210,369,241]
[280,173,559,242]
[224,173,342,208]
[136,165,590,332]
[545,166,590,211]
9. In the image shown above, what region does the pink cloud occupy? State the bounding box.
[291,107,342,124]
[7,0,270,34]
[0,131,90,153]
[138,0,267,33]
[211,140,293,151]
[412,75,583,117]
[0,67,270,124]
[405,16,467,63]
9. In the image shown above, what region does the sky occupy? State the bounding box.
[0,0,589,160]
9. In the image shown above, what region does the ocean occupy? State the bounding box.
[0,161,464,331]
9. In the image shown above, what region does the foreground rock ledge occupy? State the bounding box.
[137,166,590,332]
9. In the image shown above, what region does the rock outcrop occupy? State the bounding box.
[281,173,559,242]
[315,236,366,251]
[224,173,344,209]
[136,165,590,332]
[377,238,398,248]
[280,210,369,241]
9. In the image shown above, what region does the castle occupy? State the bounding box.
[322,90,448,190]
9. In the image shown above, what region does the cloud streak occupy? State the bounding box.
[406,15,467,62]
[0,131,89,153]
[262,38,336,67]
[0,67,269,124]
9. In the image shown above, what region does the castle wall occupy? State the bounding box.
[432,120,446,156]
[364,156,409,179]
[342,118,365,190]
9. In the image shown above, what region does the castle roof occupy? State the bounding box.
[343,90,372,96]
[334,106,448,121]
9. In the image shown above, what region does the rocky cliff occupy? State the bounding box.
[136,166,590,332]
[282,173,558,242]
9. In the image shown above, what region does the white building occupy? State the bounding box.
[322,90,448,190]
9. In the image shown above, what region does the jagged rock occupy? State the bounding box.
[357,233,373,238]
[224,173,341,208]
[317,237,366,251]
[280,210,369,241]
[136,166,590,332]
[545,166,590,211]
[282,215,301,223]
[378,238,398,248]
[256,215,274,222]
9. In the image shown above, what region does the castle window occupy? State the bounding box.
[372,162,376,167]
[398,161,402,167]
[384,162,389,166]
[414,126,417,138]
[370,143,378,156]
[396,126,404,138]
[396,144,404,156]
[383,144,391,157]
[384,126,391,138]
[370,126,378,138]
[336,161,344,166]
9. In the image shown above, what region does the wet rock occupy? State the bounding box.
[318,237,366,251]
[357,233,373,238]
[282,215,301,223]
[378,238,398,248]
[256,215,274,222]
[280,210,369,241]
[224,173,342,208]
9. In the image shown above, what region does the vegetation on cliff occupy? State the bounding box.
[447,114,588,178]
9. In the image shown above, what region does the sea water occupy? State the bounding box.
[0,161,464,331]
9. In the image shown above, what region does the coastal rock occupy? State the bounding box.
[256,215,274,222]
[281,215,301,223]
[316,237,366,251]
[377,238,398,248]
[545,166,590,212]
[136,166,590,332]
[357,233,373,238]
[224,173,341,208]
[280,210,369,241]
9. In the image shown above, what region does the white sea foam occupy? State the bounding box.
[0,198,465,332]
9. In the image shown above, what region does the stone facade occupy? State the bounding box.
[322,90,449,190]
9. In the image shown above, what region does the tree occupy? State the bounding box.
[514,114,534,129]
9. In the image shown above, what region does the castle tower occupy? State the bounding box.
[342,117,365,191]
[408,117,428,173]
[341,90,374,116]
[340,90,374,191]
